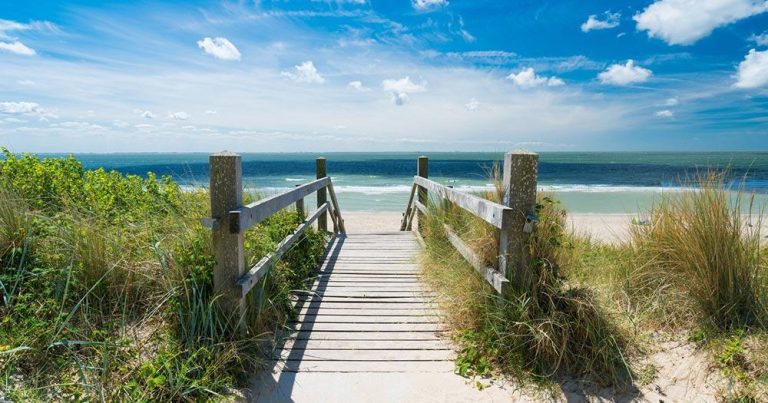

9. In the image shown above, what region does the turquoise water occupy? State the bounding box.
[34,152,768,213]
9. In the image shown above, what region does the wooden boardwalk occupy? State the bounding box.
[272,231,455,373]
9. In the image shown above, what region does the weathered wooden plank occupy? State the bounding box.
[288,330,444,341]
[279,360,455,373]
[326,181,346,233]
[400,182,418,231]
[274,349,454,361]
[298,307,440,316]
[443,224,508,295]
[283,339,450,350]
[229,176,330,233]
[237,203,329,297]
[288,322,444,332]
[294,302,438,310]
[295,314,439,323]
[413,176,512,229]
[318,284,427,290]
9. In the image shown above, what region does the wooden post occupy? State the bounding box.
[316,157,327,233]
[295,184,304,220]
[209,151,245,321]
[499,151,538,291]
[417,156,428,234]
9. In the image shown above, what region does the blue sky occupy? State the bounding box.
[1,0,767,152]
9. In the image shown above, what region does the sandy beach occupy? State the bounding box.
[341,212,639,242]
[341,212,768,244]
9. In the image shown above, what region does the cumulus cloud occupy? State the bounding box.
[348,81,369,91]
[413,0,448,11]
[634,0,768,46]
[581,12,621,32]
[734,49,768,89]
[281,61,325,84]
[750,32,768,46]
[0,101,43,114]
[465,98,480,111]
[656,109,674,118]
[0,41,35,56]
[381,76,426,105]
[197,37,241,61]
[168,111,190,120]
[506,67,565,88]
[665,97,679,106]
[133,109,155,119]
[598,60,652,85]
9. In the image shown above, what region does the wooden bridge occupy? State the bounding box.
[204,151,538,402]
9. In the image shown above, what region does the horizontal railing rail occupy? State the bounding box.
[401,151,539,295]
[206,152,345,326]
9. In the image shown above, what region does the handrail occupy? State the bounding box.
[206,152,346,324]
[230,177,331,233]
[237,202,330,297]
[402,152,539,295]
[413,176,511,229]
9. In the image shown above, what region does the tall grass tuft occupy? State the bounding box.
[421,165,632,385]
[630,171,766,330]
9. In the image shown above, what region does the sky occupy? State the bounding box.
[0,0,767,153]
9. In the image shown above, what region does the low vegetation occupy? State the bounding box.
[0,149,326,401]
[420,168,767,400]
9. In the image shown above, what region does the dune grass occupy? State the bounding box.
[419,166,633,387]
[419,167,767,399]
[0,150,326,401]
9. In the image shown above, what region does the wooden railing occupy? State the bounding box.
[205,151,345,321]
[401,151,538,295]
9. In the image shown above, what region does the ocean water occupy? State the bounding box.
[39,152,768,213]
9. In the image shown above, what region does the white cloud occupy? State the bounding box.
[750,32,768,46]
[0,19,58,40]
[413,0,448,11]
[133,109,155,119]
[734,49,768,89]
[0,101,42,114]
[0,41,35,56]
[634,0,768,46]
[665,97,679,106]
[581,12,621,32]
[113,120,130,128]
[465,98,480,111]
[197,37,241,61]
[168,111,190,120]
[656,109,674,117]
[381,76,426,105]
[506,67,565,88]
[598,60,652,85]
[348,80,369,91]
[281,61,325,84]
[205,110,218,114]
[16,80,35,86]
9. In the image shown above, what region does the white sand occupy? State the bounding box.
[341,212,406,233]
[340,212,768,244]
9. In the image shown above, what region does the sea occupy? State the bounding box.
[39,152,768,213]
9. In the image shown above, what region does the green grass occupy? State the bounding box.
[419,167,767,399]
[420,183,633,386]
[0,150,326,401]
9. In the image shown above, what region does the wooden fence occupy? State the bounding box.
[401,151,538,294]
[205,151,345,321]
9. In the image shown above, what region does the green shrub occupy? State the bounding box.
[0,151,327,401]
